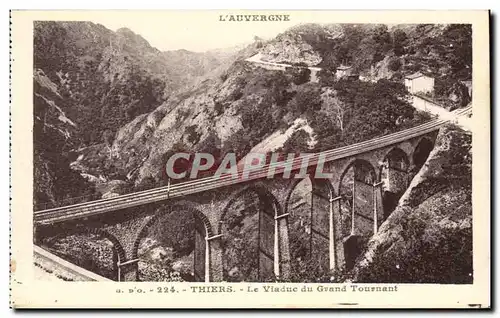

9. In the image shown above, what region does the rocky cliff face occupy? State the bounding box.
[352,125,472,283]
[34,21,232,145]
[33,21,235,205]
[33,68,96,207]
[259,24,344,67]
[82,56,272,185]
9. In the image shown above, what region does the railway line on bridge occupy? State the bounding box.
[34,106,471,226]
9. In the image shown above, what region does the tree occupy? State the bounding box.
[102,129,114,158]
[338,24,365,64]
[441,24,472,78]
[289,84,323,115]
[280,130,311,154]
[388,58,402,72]
[321,88,345,134]
[353,36,378,71]
[392,29,408,56]
[371,25,392,63]
[320,51,339,72]
[287,66,311,85]
[264,72,293,106]
[333,78,414,145]
[185,125,201,145]
[309,114,342,152]
[196,131,223,177]
[221,130,253,163]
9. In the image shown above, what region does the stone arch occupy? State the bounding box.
[338,158,381,270]
[382,147,410,171]
[283,178,336,215]
[338,158,379,237]
[133,201,213,258]
[379,147,411,220]
[132,201,214,282]
[39,226,126,281]
[412,136,435,171]
[218,182,284,233]
[283,177,336,280]
[392,141,414,160]
[84,228,127,264]
[219,182,284,282]
[338,159,379,194]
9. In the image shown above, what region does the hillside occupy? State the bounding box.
[70,23,467,192]
[34,22,471,205]
[260,23,471,80]
[34,21,233,146]
[260,23,471,107]
[33,21,234,207]
[34,69,97,207]
[73,56,428,190]
[352,125,472,283]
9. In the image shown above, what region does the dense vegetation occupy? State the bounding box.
[150,23,471,185]
[276,23,472,108]
[137,209,200,282]
[289,23,471,80]
[43,233,117,280]
[34,21,168,146]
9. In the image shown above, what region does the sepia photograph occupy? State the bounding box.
[9,10,490,308]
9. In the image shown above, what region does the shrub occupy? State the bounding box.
[317,69,336,87]
[280,129,311,154]
[213,101,227,116]
[288,84,322,115]
[185,125,201,145]
[388,58,402,71]
[287,66,311,85]
[219,72,228,82]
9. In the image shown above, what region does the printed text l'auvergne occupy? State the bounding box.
[219,14,290,22]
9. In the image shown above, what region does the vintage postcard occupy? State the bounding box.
[10,10,490,308]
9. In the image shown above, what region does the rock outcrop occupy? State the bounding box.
[260,32,323,66]
[352,125,472,283]
[33,21,238,204]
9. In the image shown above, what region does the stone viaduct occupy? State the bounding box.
[35,131,438,282]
